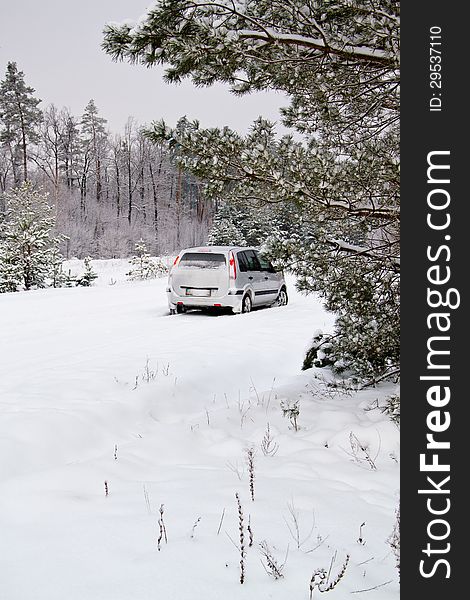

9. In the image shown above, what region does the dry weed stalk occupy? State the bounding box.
[162,363,170,376]
[259,540,287,580]
[309,554,350,598]
[351,580,393,594]
[226,460,244,480]
[104,480,109,497]
[157,504,168,551]
[248,515,253,547]
[217,508,226,535]
[246,447,256,501]
[142,358,157,382]
[387,504,400,578]
[235,493,246,584]
[143,484,151,515]
[284,501,316,550]
[238,397,251,429]
[357,521,366,545]
[190,517,202,539]
[261,423,279,456]
[347,432,378,470]
[250,377,276,411]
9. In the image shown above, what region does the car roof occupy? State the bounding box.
[179,246,257,254]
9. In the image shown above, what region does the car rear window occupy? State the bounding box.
[178,252,227,269]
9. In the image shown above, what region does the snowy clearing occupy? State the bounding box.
[0,260,399,600]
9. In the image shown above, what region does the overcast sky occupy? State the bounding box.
[0,0,286,133]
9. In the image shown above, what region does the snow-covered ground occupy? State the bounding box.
[0,259,399,600]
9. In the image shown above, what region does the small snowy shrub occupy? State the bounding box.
[49,247,69,288]
[260,423,279,456]
[126,239,168,280]
[366,394,400,425]
[75,256,98,287]
[302,331,338,371]
[280,399,300,431]
[387,505,400,578]
[383,394,400,425]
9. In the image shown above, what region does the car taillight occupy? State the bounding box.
[173,255,180,267]
[229,251,237,281]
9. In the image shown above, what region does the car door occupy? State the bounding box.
[238,250,264,305]
[236,250,252,291]
[254,251,280,304]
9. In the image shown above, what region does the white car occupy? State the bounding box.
[166,246,288,314]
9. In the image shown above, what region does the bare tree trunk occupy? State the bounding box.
[139,165,146,223]
[148,154,162,250]
[96,156,102,201]
[80,175,87,214]
[115,162,121,219]
[7,140,19,186]
[0,166,9,193]
[175,165,183,248]
[127,149,132,225]
[80,155,89,215]
[19,109,28,182]
[54,146,59,200]
[196,182,206,223]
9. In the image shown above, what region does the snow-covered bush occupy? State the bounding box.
[387,505,400,579]
[280,399,300,431]
[382,394,400,425]
[75,256,98,287]
[302,330,336,371]
[126,240,168,280]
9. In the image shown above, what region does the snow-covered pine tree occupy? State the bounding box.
[49,245,69,288]
[0,183,65,292]
[75,256,98,287]
[207,203,246,246]
[0,62,42,185]
[126,239,168,280]
[80,100,108,203]
[103,0,400,380]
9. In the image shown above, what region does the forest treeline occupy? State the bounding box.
[0,62,211,258]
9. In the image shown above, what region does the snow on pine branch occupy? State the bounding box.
[326,238,400,269]
[237,29,395,65]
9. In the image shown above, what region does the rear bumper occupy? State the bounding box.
[167,288,244,312]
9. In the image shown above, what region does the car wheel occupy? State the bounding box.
[242,294,252,313]
[275,288,288,307]
[176,304,185,314]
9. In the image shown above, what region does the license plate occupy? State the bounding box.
[185,288,211,297]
